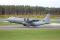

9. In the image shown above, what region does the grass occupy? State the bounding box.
[0,15,60,19]
[0,29,60,40]
[0,22,16,26]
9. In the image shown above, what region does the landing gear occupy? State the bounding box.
[23,24,30,28]
[23,24,27,26]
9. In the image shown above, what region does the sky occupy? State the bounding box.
[0,0,60,8]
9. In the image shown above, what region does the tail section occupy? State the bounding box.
[43,14,50,24]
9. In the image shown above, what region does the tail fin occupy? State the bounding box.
[43,14,50,24]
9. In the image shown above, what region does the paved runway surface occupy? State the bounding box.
[0,23,60,30]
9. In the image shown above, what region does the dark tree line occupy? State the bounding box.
[0,5,60,15]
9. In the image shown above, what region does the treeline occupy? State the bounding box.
[0,5,60,15]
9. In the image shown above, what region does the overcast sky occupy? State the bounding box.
[0,0,60,8]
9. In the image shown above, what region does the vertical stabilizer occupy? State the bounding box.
[43,14,50,24]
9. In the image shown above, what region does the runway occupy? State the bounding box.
[0,23,60,30]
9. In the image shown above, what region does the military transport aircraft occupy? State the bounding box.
[5,14,50,27]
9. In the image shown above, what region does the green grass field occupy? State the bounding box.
[0,22,16,26]
[0,29,60,40]
[0,15,60,19]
